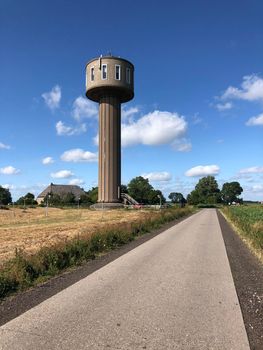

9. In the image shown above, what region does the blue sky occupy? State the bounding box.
[1,0,263,201]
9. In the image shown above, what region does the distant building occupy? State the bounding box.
[36,183,85,204]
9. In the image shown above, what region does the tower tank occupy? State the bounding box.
[85,55,134,207]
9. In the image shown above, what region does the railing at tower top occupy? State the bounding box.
[121,193,139,205]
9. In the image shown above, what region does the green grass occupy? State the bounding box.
[0,207,193,300]
[221,205,263,255]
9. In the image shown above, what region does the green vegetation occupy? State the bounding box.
[0,186,12,206]
[80,186,98,205]
[16,192,37,206]
[221,182,243,204]
[127,176,166,204]
[43,192,76,207]
[187,176,221,205]
[222,205,263,256]
[168,192,186,207]
[0,207,193,300]
[187,176,243,205]
[1,175,244,210]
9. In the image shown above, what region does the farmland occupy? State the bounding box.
[0,206,193,299]
[222,205,263,262]
[0,207,149,265]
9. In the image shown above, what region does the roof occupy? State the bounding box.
[86,55,134,68]
[37,183,86,199]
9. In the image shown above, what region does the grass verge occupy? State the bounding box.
[221,205,263,263]
[0,207,193,300]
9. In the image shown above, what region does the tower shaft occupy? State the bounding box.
[98,96,121,203]
[85,55,134,208]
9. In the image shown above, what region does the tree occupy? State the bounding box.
[0,186,12,205]
[43,193,62,206]
[85,187,98,204]
[148,189,166,205]
[120,184,128,194]
[187,176,221,205]
[168,192,185,204]
[16,192,37,206]
[127,176,165,204]
[187,190,200,205]
[61,192,76,205]
[128,176,153,204]
[79,193,92,205]
[221,182,243,204]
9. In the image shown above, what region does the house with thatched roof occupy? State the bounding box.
[36,183,86,204]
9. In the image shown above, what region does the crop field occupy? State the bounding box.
[222,205,263,261]
[0,207,148,265]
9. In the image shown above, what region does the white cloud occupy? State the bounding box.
[61,149,98,162]
[221,74,263,102]
[93,134,99,146]
[215,102,233,111]
[56,121,87,136]
[51,170,74,179]
[0,142,11,150]
[242,184,263,200]
[68,178,85,186]
[42,85,61,110]
[172,139,192,152]
[93,111,188,149]
[2,184,15,190]
[251,184,263,191]
[246,113,263,126]
[185,165,220,177]
[42,156,54,165]
[72,96,97,121]
[142,172,172,182]
[0,166,20,175]
[121,110,187,147]
[192,114,203,125]
[122,106,139,121]
[239,166,263,174]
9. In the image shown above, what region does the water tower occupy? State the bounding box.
[85,55,134,208]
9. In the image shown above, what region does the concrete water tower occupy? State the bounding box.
[85,55,134,208]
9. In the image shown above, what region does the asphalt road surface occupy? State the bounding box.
[0,209,250,349]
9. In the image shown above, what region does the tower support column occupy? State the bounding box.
[85,55,134,209]
[98,95,121,203]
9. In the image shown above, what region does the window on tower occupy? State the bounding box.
[126,67,131,84]
[115,65,121,80]
[90,67,95,81]
[102,64,107,80]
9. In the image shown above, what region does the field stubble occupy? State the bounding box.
[0,207,146,265]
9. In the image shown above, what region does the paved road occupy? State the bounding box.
[0,209,250,349]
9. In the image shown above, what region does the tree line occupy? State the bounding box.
[0,175,243,207]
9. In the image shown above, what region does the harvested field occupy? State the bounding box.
[0,207,148,265]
